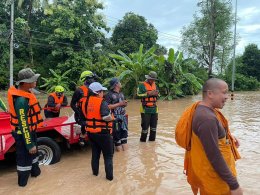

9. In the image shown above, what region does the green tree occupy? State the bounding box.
[109,44,158,97]
[0,1,10,89]
[111,12,158,55]
[0,0,110,90]
[180,0,234,77]
[221,53,260,91]
[154,44,167,56]
[2,0,51,85]
[40,69,73,93]
[79,54,114,86]
[15,0,52,66]
[39,0,109,84]
[241,44,260,80]
[181,58,208,82]
[110,45,203,99]
[155,49,202,100]
[17,0,50,22]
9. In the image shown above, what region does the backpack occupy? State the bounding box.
[175,102,200,150]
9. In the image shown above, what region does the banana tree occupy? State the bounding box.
[155,48,202,100]
[109,44,158,98]
[40,69,73,93]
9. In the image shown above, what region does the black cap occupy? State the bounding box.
[109,78,119,89]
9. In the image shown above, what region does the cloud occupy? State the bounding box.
[161,7,181,17]
[101,0,260,54]
[238,24,260,33]
[101,0,111,8]
[236,39,247,54]
[157,38,180,51]
[238,7,260,20]
[157,29,182,51]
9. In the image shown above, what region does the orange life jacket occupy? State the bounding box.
[78,85,90,117]
[77,85,89,111]
[176,102,241,195]
[45,92,64,113]
[85,96,113,134]
[7,86,43,131]
[141,81,157,107]
[80,85,88,97]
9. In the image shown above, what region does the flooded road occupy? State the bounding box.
[0,91,259,194]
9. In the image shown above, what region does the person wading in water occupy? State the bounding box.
[82,82,114,181]
[175,78,243,195]
[137,71,159,142]
[70,70,96,146]
[8,68,42,187]
[105,78,128,152]
[44,85,68,118]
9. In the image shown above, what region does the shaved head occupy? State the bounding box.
[201,78,229,109]
[202,78,227,98]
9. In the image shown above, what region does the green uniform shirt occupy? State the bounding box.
[137,81,159,114]
[15,97,35,150]
[0,98,7,112]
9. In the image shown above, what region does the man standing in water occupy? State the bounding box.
[8,68,42,187]
[176,78,243,195]
[71,70,96,146]
[82,82,114,181]
[137,71,159,142]
[105,78,128,151]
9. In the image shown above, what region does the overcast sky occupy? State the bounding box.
[101,0,260,54]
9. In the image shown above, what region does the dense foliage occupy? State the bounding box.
[109,45,203,99]
[111,12,158,55]
[0,0,258,97]
[221,44,260,91]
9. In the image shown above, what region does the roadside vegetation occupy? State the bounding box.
[0,0,259,98]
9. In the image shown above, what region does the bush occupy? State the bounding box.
[234,74,260,90]
[221,73,260,91]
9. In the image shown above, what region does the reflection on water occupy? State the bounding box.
[0,91,259,194]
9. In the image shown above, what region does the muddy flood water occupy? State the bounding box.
[0,91,259,195]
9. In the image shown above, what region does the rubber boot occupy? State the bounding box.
[140,132,147,142]
[17,171,30,187]
[149,130,156,141]
[31,163,41,177]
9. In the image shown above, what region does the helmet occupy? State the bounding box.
[80,70,94,82]
[55,85,65,93]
